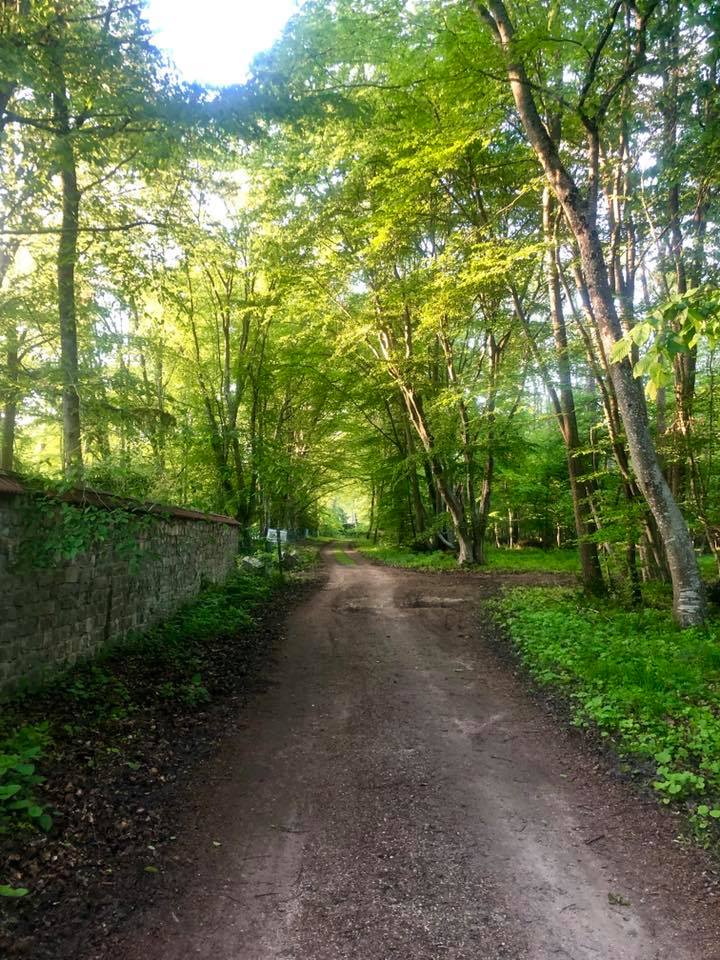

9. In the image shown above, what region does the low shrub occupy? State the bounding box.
[492,587,720,837]
[0,724,52,839]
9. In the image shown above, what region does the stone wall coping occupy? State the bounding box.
[0,471,240,526]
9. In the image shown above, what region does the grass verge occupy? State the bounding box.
[333,547,356,565]
[491,586,720,842]
[355,542,580,574]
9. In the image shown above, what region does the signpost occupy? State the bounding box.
[267,528,288,577]
[266,528,288,543]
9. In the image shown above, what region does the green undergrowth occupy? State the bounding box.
[492,586,720,842]
[355,542,579,574]
[333,547,356,565]
[0,561,299,882]
[699,554,719,580]
[250,542,321,572]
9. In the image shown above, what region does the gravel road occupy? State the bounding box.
[109,546,719,959]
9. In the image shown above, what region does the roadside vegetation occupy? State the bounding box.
[493,587,720,842]
[355,542,579,575]
[333,547,357,565]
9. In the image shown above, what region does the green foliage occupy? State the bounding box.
[288,544,322,570]
[356,542,579,574]
[0,885,29,898]
[0,724,52,836]
[17,488,154,573]
[493,588,720,835]
[356,543,461,570]
[612,288,720,399]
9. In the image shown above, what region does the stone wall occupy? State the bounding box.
[0,482,240,696]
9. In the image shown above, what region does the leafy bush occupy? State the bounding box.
[0,724,52,836]
[355,544,464,570]
[492,587,720,835]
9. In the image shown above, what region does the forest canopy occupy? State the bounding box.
[1,0,719,625]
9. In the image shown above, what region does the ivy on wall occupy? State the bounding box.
[15,487,158,573]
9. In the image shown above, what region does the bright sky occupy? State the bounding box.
[144,0,300,86]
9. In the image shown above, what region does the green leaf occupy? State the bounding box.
[630,322,652,346]
[0,783,22,800]
[610,338,631,363]
[12,763,35,776]
[0,885,29,898]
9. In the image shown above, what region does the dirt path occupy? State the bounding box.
[103,546,719,959]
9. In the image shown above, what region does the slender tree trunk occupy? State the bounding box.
[50,20,83,477]
[542,185,604,592]
[403,416,427,538]
[373,483,382,543]
[57,137,82,475]
[476,448,493,565]
[1,323,18,471]
[367,482,376,540]
[660,1,696,503]
[400,384,477,564]
[564,264,671,584]
[480,0,705,625]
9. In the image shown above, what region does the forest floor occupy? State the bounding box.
[73,544,719,960]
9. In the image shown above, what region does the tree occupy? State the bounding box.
[475,0,706,625]
[1,0,182,475]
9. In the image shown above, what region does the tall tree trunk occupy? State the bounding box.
[399,384,478,564]
[403,415,427,538]
[543,184,604,592]
[660,0,696,503]
[480,0,705,625]
[1,323,18,471]
[367,482,376,540]
[50,20,83,477]
[563,260,671,584]
[476,448,493,565]
[0,237,20,472]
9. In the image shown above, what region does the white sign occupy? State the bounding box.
[266,528,288,543]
